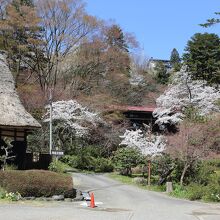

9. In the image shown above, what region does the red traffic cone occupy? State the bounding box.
[90,192,95,208]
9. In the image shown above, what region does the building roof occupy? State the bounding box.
[107,105,156,113]
[0,53,41,131]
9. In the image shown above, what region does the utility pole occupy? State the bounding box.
[49,89,53,155]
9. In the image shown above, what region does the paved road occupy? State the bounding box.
[0,173,219,220]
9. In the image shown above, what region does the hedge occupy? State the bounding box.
[0,170,75,198]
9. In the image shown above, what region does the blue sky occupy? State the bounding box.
[86,0,220,60]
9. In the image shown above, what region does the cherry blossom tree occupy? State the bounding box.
[119,129,166,157]
[153,66,220,130]
[43,100,103,137]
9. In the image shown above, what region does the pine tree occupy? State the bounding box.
[183,33,220,85]
[170,48,180,65]
[155,61,169,84]
[106,25,128,52]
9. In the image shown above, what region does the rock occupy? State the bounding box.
[166,182,173,193]
[132,177,148,185]
[76,189,82,197]
[72,195,84,202]
[52,195,64,201]
[64,189,76,198]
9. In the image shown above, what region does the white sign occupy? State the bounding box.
[51,150,64,156]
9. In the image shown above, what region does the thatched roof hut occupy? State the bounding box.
[0,52,41,140]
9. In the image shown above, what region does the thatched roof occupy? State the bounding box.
[0,52,41,131]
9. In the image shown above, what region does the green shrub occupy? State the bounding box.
[202,183,220,202]
[207,159,220,168]
[94,158,114,173]
[60,155,113,172]
[113,148,143,176]
[5,192,21,201]
[4,164,18,171]
[170,184,188,198]
[75,155,96,171]
[60,155,91,170]
[202,174,220,202]
[63,154,96,171]
[0,187,21,201]
[186,183,204,200]
[48,159,70,173]
[60,155,78,168]
[193,162,215,185]
[0,170,74,198]
[0,187,6,199]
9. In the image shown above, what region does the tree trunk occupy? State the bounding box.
[158,166,174,185]
[180,164,190,186]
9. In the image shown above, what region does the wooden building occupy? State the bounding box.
[105,105,156,128]
[0,52,41,169]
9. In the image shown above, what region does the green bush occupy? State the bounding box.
[170,174,220,202]
[202,174,220,202]
[202,183,220,202]
[60,155,78,168]
[113,148,143,176]
[75,155,97,171]
[5,192,21,201]
[4,164,18,171]
[186,183,204,200]
[94,158,114,173]
[60,154,113,172]
[194,162,215,185]
[0,170,74,198]
[170,184,188,199]
[0,187,6,199]
[207,159,220,168]
[48,159,70,173]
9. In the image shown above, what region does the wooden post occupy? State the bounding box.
[148,160,151,186]
[14,129,17,141]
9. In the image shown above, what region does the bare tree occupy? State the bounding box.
[28,0,99,95]
[167,121,210,186]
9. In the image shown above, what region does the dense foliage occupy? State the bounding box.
[60,154,114,172]
[112,148,143,176]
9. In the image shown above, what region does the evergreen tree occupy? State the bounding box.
[105,24,130,73]
[170,48,180,65]
[155,61,169,84]
[200,12,220,28]
[106,25,128,52]
[183,33,220,85]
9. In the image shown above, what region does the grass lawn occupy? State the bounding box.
[108,172,166,192]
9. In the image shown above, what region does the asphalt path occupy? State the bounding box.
[72,173,220,220]
[0,173,219,220]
